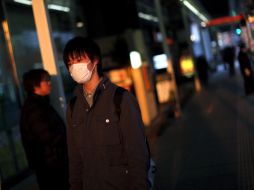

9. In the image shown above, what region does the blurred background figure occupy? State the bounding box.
[196,56,209,87]
[237,43,254,96]
[222,46,236,76]
[19,69,69,190]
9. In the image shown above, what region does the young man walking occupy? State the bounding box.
[63,36,150,190]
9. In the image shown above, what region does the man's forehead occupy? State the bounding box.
[68,53,88,61]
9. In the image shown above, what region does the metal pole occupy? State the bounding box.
[154,0,182,117]
[32,0,67,120]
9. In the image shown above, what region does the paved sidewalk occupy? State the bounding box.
[151,69,254,190]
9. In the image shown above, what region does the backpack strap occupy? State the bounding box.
[114,87,126,120]
[113,87,128,163]
[69,96,77,118]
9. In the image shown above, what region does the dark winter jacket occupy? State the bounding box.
[66,76,150,190]
[20,94,68,170]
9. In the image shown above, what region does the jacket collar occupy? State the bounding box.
[27,93,50,104]
[74,75,110,100]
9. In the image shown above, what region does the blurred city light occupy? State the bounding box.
[181,0,208,22]
[153,54,168,70]
[130,51,142,69]
[235,28,241,35]
[48,4,70,12]
[14,0,70,12]
[14,0,31,5]
[138,12,158,22]
[179,56,195,77]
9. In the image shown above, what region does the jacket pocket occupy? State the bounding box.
[105,165,129,190]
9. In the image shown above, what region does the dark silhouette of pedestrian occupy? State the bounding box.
[237,43,254,95]
[196,55,209,86]
[20,69,69,190]
[222,46,236,76]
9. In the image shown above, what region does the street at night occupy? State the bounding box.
[1,0,254,189]
[151,65,254,190]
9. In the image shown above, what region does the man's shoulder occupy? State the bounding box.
[113,86,138,105]
[69,96,77,105]
[22,97,42,112]
[115,85,127,92]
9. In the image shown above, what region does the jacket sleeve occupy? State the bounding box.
[120,92,150,190]
[66,105,83,190]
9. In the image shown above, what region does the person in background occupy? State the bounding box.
[222,46,236,76]
[196,55,209,87]
[63,36,150,190]
[20,68,69,190]
[237,43,254,95]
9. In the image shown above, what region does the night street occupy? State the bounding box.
[1,0,253,189]
[151,65,254,190]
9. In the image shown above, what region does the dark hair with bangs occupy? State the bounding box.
[63,36,103,77]
[23,68,50,94]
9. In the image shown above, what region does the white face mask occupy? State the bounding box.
[69,62,95,84]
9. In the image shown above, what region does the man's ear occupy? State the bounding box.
[93,57,99,65]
